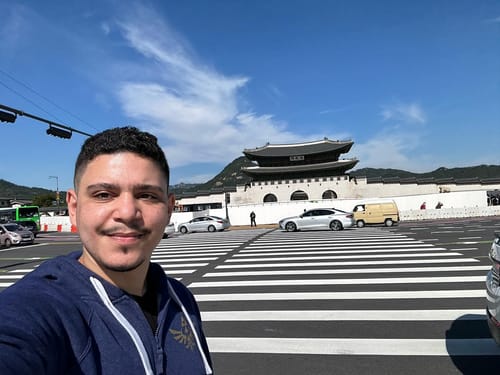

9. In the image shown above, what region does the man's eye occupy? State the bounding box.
[139,193,159,201]
[94,192,112,200]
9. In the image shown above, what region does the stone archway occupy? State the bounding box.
[291,190,309,201]
[322,190,337,199]
[263,193,278,203]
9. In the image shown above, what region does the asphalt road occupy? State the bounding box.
[1,217,500,374]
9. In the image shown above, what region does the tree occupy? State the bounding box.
[32,193,56,208]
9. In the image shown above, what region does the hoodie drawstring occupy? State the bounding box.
[90,277,154,375]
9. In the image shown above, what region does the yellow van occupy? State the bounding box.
[352,201,399,227]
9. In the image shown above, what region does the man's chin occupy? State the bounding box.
[104,259,146,273]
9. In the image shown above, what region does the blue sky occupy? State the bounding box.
[1,0,499,192]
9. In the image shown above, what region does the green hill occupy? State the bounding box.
[2,161,500,199]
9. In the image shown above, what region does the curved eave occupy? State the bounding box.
[243,139,354,158]
[241,159,358,175]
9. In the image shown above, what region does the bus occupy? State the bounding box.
[0,206,41,231]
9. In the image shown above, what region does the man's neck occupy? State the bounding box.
[78,253,149,296]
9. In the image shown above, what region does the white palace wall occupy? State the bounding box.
[40,176,500,232]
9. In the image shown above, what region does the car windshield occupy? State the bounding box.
[4,224,20,231]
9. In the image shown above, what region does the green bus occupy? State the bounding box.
[0,206,41,231]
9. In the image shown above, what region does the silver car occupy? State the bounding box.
[178,215,230,234]
[162,222,175,238]
[0,223,35,246]
[0,226,11,248]
[279,208,355,232]
[486,232,500,344]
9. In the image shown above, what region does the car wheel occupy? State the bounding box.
[208,225,216,232]
[285,222,297,232]
[384,218,394,227]
[356,220,365,228]
[330,220,343,231]
[180,226,188,234]
[4,238,11,248]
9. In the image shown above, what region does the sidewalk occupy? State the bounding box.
[229,223,279,230]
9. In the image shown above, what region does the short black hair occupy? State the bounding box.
[74,126,169,188]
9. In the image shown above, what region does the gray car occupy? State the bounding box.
[0,223,35,246]
[486,232,500,344]
[0,227,11,248]
[279,208,355,232]
[178,215,230,234]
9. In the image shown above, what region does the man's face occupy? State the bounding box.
[67,152,173,277]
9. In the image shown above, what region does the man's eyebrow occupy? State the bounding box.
[85,183,166,193]
[86,183,117,191]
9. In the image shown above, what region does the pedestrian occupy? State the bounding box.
[0,127,213,374]
[250,211,256,226]
[420,202,426,210]
[435,202,443,209]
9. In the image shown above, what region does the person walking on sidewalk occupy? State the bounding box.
[250,211,257,226]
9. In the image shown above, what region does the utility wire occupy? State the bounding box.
[0,68,98,133]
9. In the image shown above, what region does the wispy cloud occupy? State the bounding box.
[484,16,500,23]
[112,4,319,168]
[380,102,426,124]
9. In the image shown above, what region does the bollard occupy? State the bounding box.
[70,225,78,233]
[56,224,62,232]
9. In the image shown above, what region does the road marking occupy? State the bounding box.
[194,290,486,301]
[216,258,479,269]
[225,252,463,262]
[201,309,485,321]
[190,276,485,288]
[204,265,490,277]
[206,337,500,356]
[237,247,447,256]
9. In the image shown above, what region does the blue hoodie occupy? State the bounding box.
[0,251,213,375]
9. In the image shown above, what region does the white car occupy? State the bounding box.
[0,223,35,246]
[163,223,175,238]
[178,216,230,234]
[486,232,500,344]
[279,208,354,232]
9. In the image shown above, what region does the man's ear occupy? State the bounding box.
[66,189,78,226]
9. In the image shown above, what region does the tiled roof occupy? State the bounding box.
[243,138,354,158]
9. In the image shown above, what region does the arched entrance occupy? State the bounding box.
[291,190,309,201]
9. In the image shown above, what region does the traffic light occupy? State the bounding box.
[46,126,72,139]
[0,110,16,123]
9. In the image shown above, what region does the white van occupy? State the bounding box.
[352,201,399,227]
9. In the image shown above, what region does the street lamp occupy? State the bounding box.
[49,176,59,214]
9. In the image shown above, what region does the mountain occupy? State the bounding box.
[350,165,500,180]
[2,162,500,199]
[0,179,54,199]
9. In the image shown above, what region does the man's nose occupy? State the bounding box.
[113,194,141,221]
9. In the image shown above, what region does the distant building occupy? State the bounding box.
[174,138,500,212]
[242,138,358,181]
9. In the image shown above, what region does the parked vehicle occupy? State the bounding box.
[353,201,399,227]
[178,216,230,234]
[279,208,354,232]
[0,223,35,246]
[486,232,500,344]
[163,222,175,238]
[14,220,39,237]
[0,227,11,248]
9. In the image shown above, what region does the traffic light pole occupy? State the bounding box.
[0,103,92,138]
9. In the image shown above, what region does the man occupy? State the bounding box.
[250,211,256,227]
[0,127,213,374]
